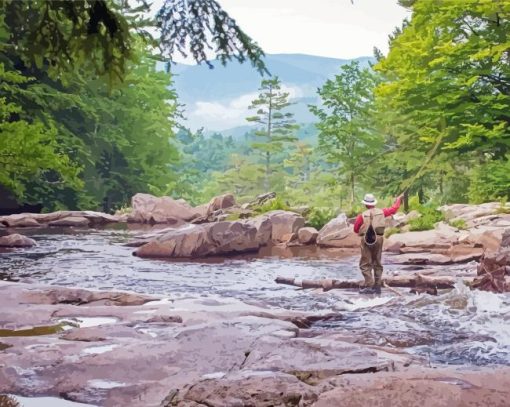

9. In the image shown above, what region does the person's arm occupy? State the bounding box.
[353,214,363,233]
[382,196,403,217]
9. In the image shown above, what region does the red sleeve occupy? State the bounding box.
[383,197,402,217]
[353,214,363,233]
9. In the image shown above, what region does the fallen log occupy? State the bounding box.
[275,274,467,291]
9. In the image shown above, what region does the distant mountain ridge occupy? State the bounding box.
[169,53,375,132]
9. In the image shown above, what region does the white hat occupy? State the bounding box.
[362,193,377,206]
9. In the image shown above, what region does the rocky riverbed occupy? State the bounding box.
[1,226,510,406]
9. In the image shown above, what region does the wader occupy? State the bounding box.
[358,208,385,288]
[359,236,384,287]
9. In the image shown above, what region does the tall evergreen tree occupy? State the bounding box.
[246,77,298,192]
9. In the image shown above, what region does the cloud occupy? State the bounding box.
[185,85,304,131]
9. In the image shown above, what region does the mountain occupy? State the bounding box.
[168,53,374,132]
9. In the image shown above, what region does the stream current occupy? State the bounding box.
[1,226,509,367]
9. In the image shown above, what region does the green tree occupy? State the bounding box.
[246,77,298,192]
[310,61,382,208]
[375,0,510,203]
[0,63,80,201]
[0,0,267,82]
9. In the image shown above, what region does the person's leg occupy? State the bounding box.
[359,241,374,287]
[372,236,384,292]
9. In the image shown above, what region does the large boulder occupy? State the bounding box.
[134,221,260,258]
[317,214,360,248]
[0,233,36,247]
[263,210,305,242]
[127,193,200,224]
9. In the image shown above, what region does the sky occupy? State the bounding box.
[150,0,411,130]
[168,0,411,63]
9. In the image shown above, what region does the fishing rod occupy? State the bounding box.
[398,133,445,196]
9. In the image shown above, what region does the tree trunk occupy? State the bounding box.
[350,172,355,208]
[265,151,270,192]
[418,186,425,204]
[275,274,467,291]
[265,85,273,192]
[403,190,409,213]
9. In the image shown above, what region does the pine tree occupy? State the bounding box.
[246,77,298,192]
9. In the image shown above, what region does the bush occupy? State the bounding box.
[254,197,291,214]
[448,218,467,230]
[384,227,400,238]
[306,207,337,230]
[408,205,445,231]
[495,197,510,214]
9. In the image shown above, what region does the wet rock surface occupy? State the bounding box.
[0,282,412,407]
[0,211,121,228]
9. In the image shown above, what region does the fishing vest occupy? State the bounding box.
[358,208,386,236]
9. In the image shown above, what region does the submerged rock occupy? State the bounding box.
[0,233,36,247]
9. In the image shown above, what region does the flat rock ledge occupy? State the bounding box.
[0,281,412,407]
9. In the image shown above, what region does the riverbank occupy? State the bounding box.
[1,281,510,406]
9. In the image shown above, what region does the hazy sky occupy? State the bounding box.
[215,0,410,60]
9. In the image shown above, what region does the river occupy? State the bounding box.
[1,226,509,367]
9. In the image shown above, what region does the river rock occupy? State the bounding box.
[0,233,36,247]
[298,227,319,244]
[473,229,510,293]
[0,215,41,227]
[206,193,236,214]
[459,226,504,253]
[49,216,90,227]
[385,228,459,251]
[127,193,200,224]
[0,211,121,228]
[264,210,305,242]
[440,202,506,223]
[317,213,360,248]
[134,221,260,258]
[390,210,421,228]
[314,367,510,407]
[244,215,273,244]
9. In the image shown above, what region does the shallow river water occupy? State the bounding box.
[1,226,510,367]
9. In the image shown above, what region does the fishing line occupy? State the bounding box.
[399,133,445,195]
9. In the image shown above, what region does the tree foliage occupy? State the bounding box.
[310,61,382,207]
[375,0,510,203]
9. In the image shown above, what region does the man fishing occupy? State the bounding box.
[353,193,403,294]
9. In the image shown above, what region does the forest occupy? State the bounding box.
[1,0,510,227]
